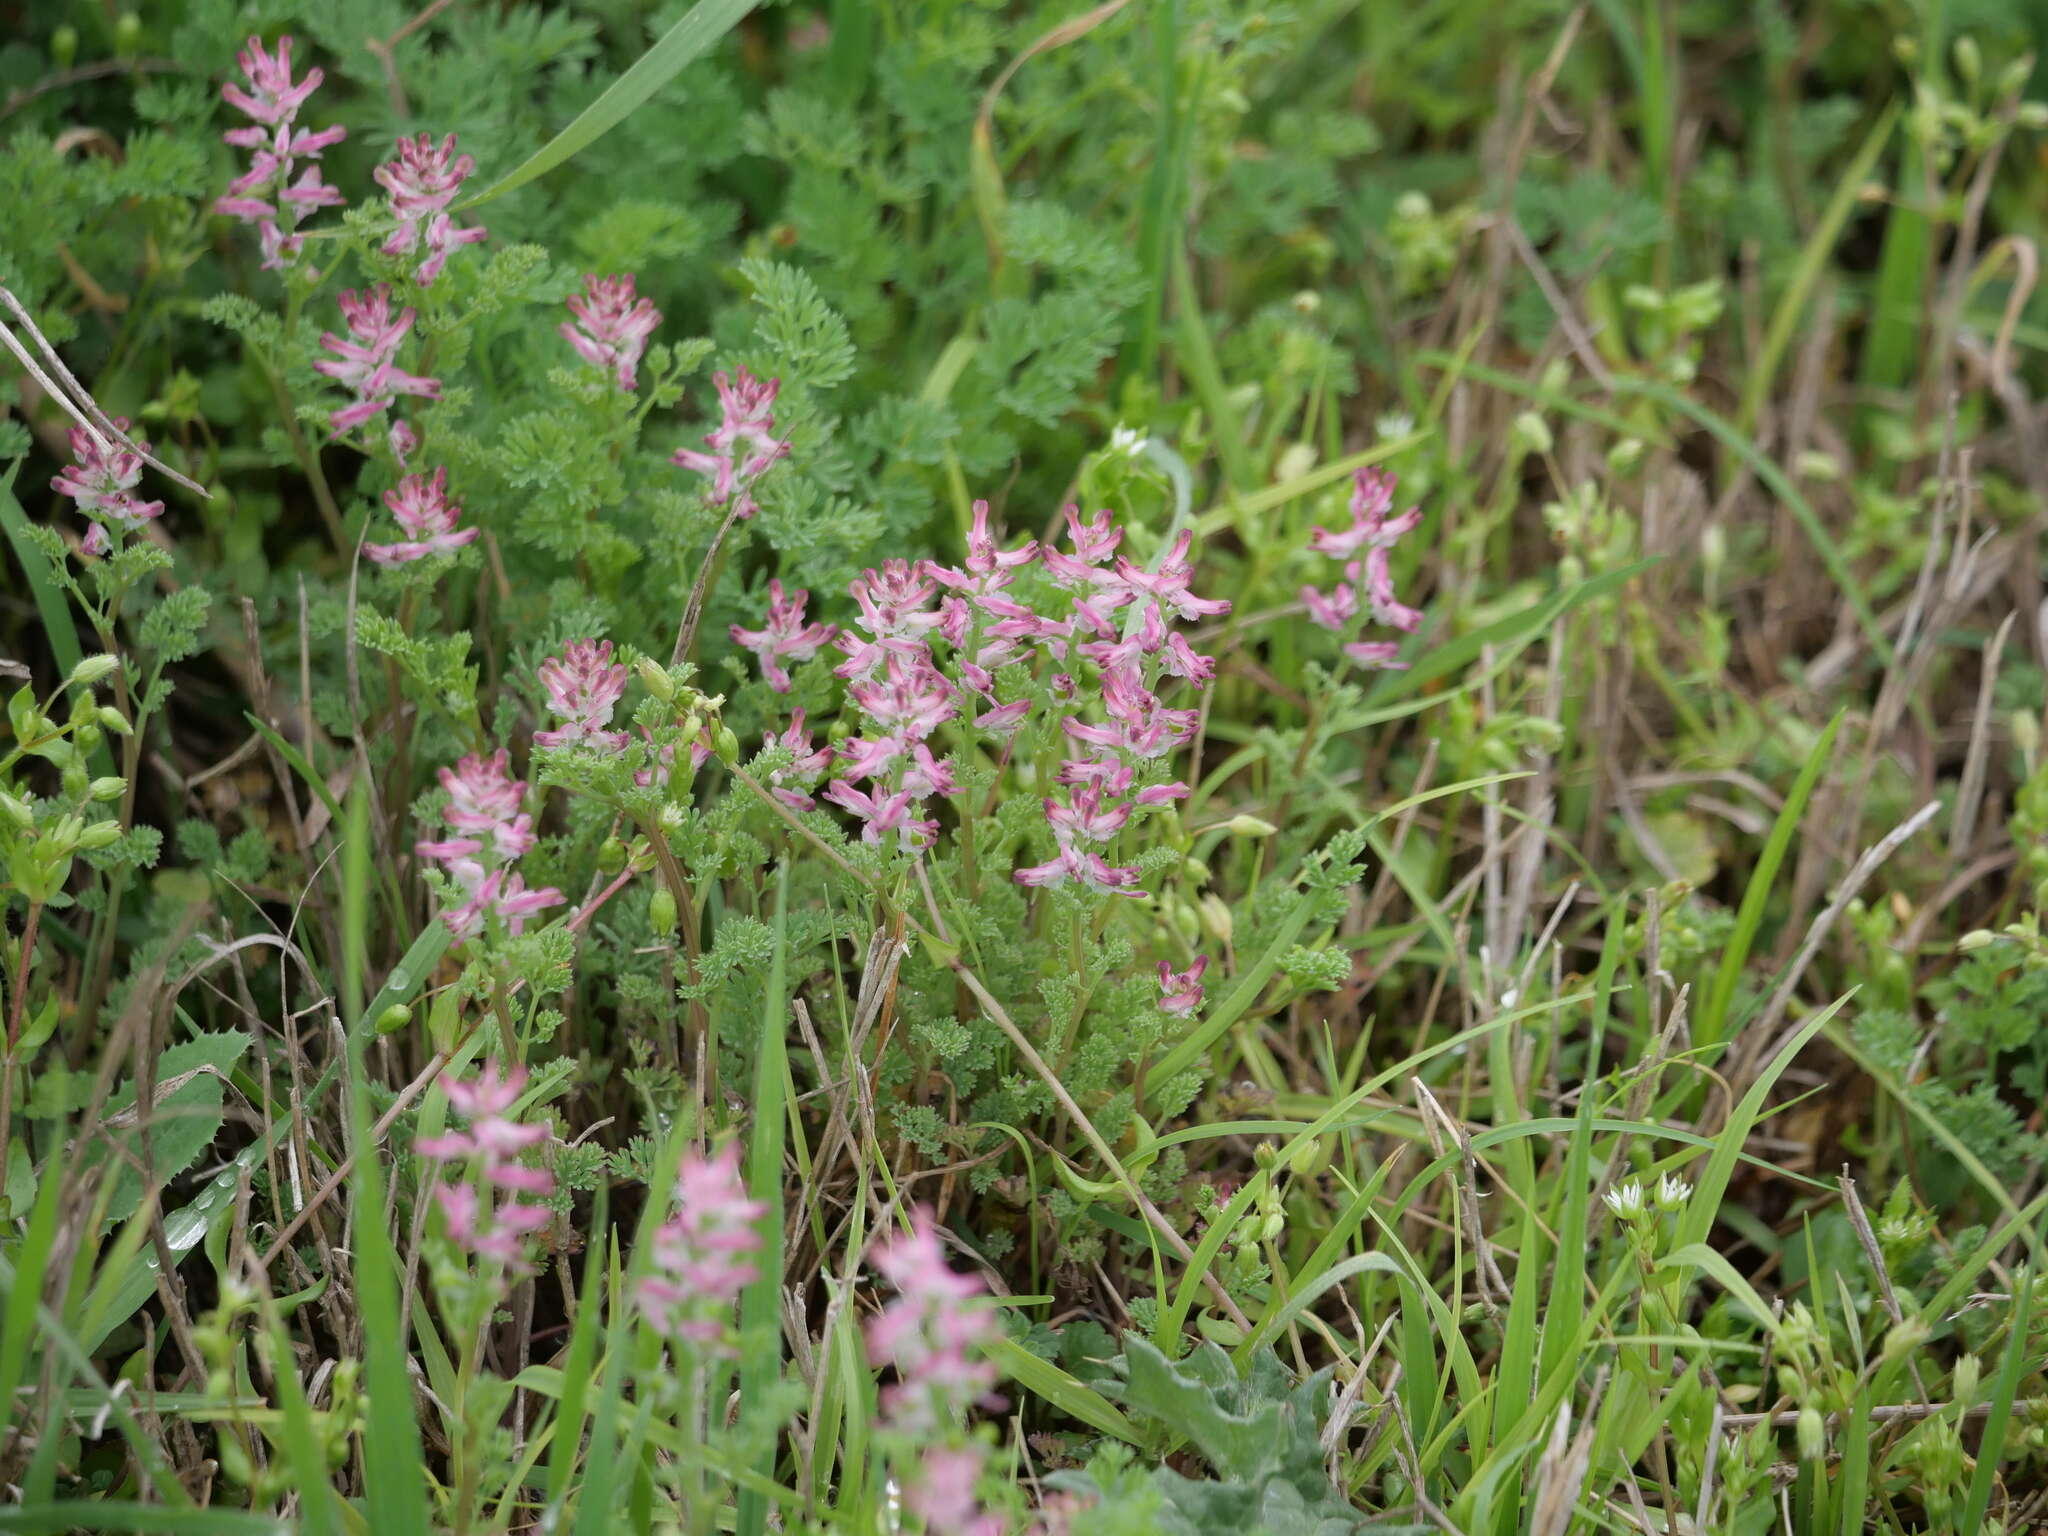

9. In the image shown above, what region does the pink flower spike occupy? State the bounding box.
[1364,548,1423,633]
[534,639,630,750]
[1157,956,1209,1016]
[1300,583,1356,632]
[866,1209,1003,1433]
[1309,467,1425,558]
[638,1143,766,1347]
[375,132,486,286]
[315,286,440,434]
[672,366,791,519]
[730,579,836,692]
[365,465,479,566]
[51,419,164,552]
[215,36,345,271]
[561,273,663,391]
[1342,640,1408,670]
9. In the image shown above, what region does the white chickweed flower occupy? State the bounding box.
[1108,423,1146,459]
[1603,1181,1648,1221]
[1655,1173,1692,1212]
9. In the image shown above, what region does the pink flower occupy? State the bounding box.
[822,781,936,850]
[1343,640,1406,670]
[1012,843,1140,895]
[765,710,833,811]
[1309,467,1423,559]
[1044,786,1130,845]
[866,1209,1002,1434]
[1364,548,1422,633]
[638,1143,767,1346]
[903,1445,1003,1536]
[1041,505,1122,587]
[562,274,662,391]
[418,1061,555,1274]
[365,466,479,565]
[374,132,486,286]
[1111,530,1232,622]
[672,367,791,520]
[1300,582,1356,632]
[1157,956,1208,1016]
[731,580,836,692]
[443,869,564,940]
[930,499,1037,602]
[314,286,441,433]
[534,639,629,751]
[415,751,561,941]
[215,35,346,271]
[52,419,164,554]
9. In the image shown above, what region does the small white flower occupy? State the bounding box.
[1603,1180,1647,1221]
[1655,1173,1692,1212]
[1376,410,1416,443]
[1108,423,1146,459]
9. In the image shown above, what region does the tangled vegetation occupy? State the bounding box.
[4,1,2048,1532]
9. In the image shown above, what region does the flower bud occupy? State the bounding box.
[50,24,78,69]
[89,776,126,802]
[1953,1353,1981,1407]
[1882,1314,1931,1365]
[374,1003,413,1035]
[0,791,31,830]
[98,707,132,735]
[1954,35,1981,86]
[596,836,626,875]
[1198,893,1234,946]
[713,725,740,765]
[61,763,89,800]
[73,723,102,754]
[1957,929,1998,952]
[68,654,119,687]
[648,885,678,938]
[1796,1404,1826,1461]
[635,655,676,702]
[113,12,141,57]
[1511,411,1554,457]
[77,819,122,850]
[1223,814,1278,838]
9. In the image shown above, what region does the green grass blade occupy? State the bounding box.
[0,464,83,683]
[1697,710,1843,1049]
[735,861,790,1536]
[1960,1263,2033,1533]
[985,1334,1140,1444]
[460,0,755,210]
[341,769,370,1031]
[547,1183,611,1510]
[0,1136,61,1448]
[1737,105,1899,436]
[259,1308,340,1536]
[0,1509,288,1534]
[346,1031,433,1535]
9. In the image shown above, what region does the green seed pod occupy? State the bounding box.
[73,723,102,754]
[61,763,90,801]
[596,836,626,875]
[714,725,740,764]
[69,690,97,728]
[113,12,141,57]
[375,1003,413,1035]
[51,24,78,70]
[648,884,678,938]
[89,776,126,802]
[98,706,133,735]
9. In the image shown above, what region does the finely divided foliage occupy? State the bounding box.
[3,4,2048,1535]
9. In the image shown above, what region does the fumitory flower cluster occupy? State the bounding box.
[867,1210,1005,1536]
[1299,466,1424,669]
[214,34,345,271]
[417,1062,554,1275]
[363,465,477,566]
[562,273,663,392]
[637,1143,766,1348]
[672,366,791,520]
[315,285,441,434]
[535,639,630,751]
[51,419,164,556]
[374,132,487,286]
[415,750,563,941]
